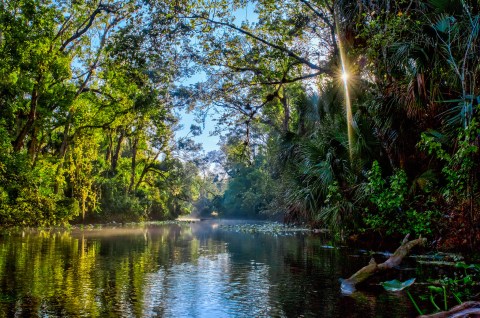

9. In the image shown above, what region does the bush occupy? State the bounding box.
[363,161,439,236]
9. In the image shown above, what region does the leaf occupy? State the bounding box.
[463,276,473,285]
[455,262,469,269]
[434,15,453,33]
[428,285,443,293]
[381,278,416,291]
[455,262,477,269]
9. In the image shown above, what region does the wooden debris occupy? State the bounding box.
[418,301,480,318]
[341,234,426,293]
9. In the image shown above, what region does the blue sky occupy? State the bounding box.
[175,3,258,154]
[175,69,220,153]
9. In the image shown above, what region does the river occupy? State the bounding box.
[0,220,420,317]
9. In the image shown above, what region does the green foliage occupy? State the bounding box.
[364,161,439,236]
[1,0,480,254]
[405,261,480,315]
[420,119,480,201]
[316,181,354,236]
[0,152,79,226]
[0,0,200,225]
[405,209,438,236]
[366,161,408,214]
[220,155,273,219]
[437,262,480,301]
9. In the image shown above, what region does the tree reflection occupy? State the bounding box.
[0,223,415,317]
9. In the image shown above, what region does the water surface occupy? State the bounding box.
[0,220,418,317]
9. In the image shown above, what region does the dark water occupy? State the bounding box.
[0,220,419,317]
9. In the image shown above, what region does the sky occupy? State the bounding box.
[175,83,220,153]
[175,3,258,154]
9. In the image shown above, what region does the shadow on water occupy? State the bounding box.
[0,220,418,317]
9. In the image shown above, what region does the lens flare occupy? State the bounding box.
[336,22,354,163]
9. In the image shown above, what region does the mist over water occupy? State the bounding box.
[0,220,416,317]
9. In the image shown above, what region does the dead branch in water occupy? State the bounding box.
[341,234,426,293]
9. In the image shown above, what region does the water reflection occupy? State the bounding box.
[0,221,416,317]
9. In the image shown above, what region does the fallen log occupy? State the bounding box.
[418,301,480,318]
[341,234,427,294]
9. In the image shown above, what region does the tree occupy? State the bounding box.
[0,0,200,224]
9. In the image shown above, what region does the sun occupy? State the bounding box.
[341,71,349,82]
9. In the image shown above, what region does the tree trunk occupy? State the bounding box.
[135,164,150,192]
[297,94,308,136]
[54,113,73,195]
[135,151,161,192]
[128,135,138,193]
[58,113,72,159]
[111,127,124,173]
[281,93,290,132]
[13,87,39,151]
[105,130,113,163]
[28,123,39,159]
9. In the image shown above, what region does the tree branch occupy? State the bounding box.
[80,88,117,101]
[340,234,427,294]
[60,4,117,52]
[419,302,480,318]
[189,14,331,74]
[253,70,324,85]
[298,0,333,27]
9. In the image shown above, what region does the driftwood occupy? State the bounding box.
[418,301,480,318]
[341,234,427,294]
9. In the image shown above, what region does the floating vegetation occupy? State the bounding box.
[219,222,310,235]
[410,252,465,267]
[381,278,416,292]
[320,245,335,249]
[77,220,192,229]
[145,220,191,225]
[416,260,458,266]
[410,252,464,262]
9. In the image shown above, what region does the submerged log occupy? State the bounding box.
[341,234,426,294]
[418,301,480,318]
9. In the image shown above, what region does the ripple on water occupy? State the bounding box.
[140,254,276,318]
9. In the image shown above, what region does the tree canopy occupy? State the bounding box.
[1,0,479,249]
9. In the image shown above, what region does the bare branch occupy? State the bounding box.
[60,4,117,52]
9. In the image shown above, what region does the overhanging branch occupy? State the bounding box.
[188,14,331,75]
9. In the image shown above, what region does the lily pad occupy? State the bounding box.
[381,278,416,292]
[219,222,310,235]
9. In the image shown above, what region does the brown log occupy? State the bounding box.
[418,301,480,318]
[341,234,426,293]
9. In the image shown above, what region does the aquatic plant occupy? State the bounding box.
[381,278,416,292]
[219,222,310,235]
